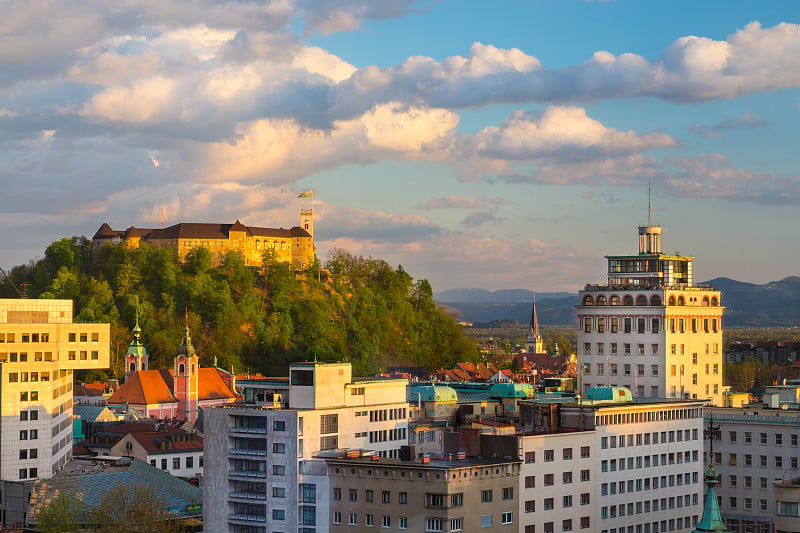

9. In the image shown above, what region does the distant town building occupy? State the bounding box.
[93,209,315,269]
[0,299,110,483]
[725,341,800,365]
[203,361,409,533]
[577,219,724,404]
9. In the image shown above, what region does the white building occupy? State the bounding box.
[0,299,110,481]
[203,361,409,533]
[706,402,800,533]
[577,222,724,405]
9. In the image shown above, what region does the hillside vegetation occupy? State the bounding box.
[0,238,479,378]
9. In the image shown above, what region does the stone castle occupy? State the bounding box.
[93,209,315,269]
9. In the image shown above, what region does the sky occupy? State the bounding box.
[1,0,799,292]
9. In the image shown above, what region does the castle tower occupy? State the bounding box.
[300,208,313,239]
[525,294,544,354]
[124,313,148,381]
[174,320,200,423]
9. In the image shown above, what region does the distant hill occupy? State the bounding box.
[438,277,800,327]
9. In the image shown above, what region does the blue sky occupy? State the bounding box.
[1,0,799,291]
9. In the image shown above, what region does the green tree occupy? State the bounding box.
[88,482,183,533]
[36,491,82,533]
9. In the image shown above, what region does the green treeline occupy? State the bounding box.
[0,238,478,377]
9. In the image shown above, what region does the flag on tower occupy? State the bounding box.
[297,189,313,198]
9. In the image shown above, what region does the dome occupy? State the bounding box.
[489,382,535,399]
[584,386,633,404]
[409,385,458,403]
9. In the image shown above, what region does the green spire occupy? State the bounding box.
[693,465,728,533]
[179,309,196,358]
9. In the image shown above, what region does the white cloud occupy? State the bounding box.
[417,196,508,210]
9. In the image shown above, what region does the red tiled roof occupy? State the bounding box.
[129,432,204,454]
[108,371,178,405]
[197,368,237,400]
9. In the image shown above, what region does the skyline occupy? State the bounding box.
[2,0,799,291]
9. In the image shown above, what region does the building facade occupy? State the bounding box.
[706,404,800,533]
[326,455,521,532]
[93,210,315,269]
[203,362,409,533]
[577,222,724,404]
[0,299,110,481]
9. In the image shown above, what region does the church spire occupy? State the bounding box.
[525,294,544,353]
[179,309,196,358]
[693,465,728,533]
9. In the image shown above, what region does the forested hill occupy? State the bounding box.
[0,238,479,378]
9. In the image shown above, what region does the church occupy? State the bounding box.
[516,295,577,381]
[107,318,238,424]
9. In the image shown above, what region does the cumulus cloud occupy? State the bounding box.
[692,112,767,137]
[417,196,508,210]
[460,209,504,227]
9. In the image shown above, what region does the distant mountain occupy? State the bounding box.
[434,288,574,304]
[438,277,800,327]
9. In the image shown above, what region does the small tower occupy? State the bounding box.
[174,318,200,423]
[525,295,544,354]
[124,313,148,382]
[300,208,314,239]
[693,465,728,533]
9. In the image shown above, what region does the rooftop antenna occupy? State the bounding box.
[161,206,165,229]
[648,177,652,228]
[0,267,25,298]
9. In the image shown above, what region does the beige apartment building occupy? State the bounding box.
[577,222,724,404]
[326,454,520,532]
[0,299,110,481]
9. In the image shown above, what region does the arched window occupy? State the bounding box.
[191,364,196,373]
[668,295,676,306]
[650,295,662,306]
[610,295,620,306]
[677,295,686,306]
[636,295,647,306]
[582,295,594,306]
[623,295,634,306]
[711,296,719,306]
[597,295,607,306]
[179,363,185,374]
[130,362,135,373]
[702,296,710,306]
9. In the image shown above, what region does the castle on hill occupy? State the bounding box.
[93,209,315,269]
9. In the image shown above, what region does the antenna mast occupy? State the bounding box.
[648,177,652,227]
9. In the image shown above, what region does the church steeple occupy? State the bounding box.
[525,294,544,354]
[175,310,199,423]
[124,310,149,381]
[693,465,728,533]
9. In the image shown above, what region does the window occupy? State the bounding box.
[273,442,285,453]
[652,365,659,376]
[563,447,573,460]
[366,490,374,503]
[382,491,391,504]
[584,318,592,333]
[349,513,358,526]
[544,449,554,462]
[399,517,408,529]
[273,420,286,431]
[186,456,193,468]
[563,471,573,484]
[173,458,180,469]
[544,474,554,486]
[581,493,590,505]
[451,493,463,507]
[365,514,374,527]
[637,318,646,333]
[624,318,632,333]
[334,488,342,501]
[503,487,513,500]
[502,512,513,525]
[525,475,536,488]
[581,517,590,529]
[350,489,358,502]
[544,498,554,510]
[450,518,463,532]
[481,515,492,528]
[564,495,573,507]
[525,451,535,463]
[581,446,590,458]
[525,500,536,513]
[481,490,493,503]
[273,464,285,475]
[611,317,619,332]
[580,469,590,482]
[399,492,408,504]
[272,487,286,498]
[563,519,573,532]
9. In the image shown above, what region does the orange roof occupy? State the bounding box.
[197,368,237,401]
[108,371,177,405]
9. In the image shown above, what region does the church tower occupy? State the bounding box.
[174,319,200,423]
[525,295,544,354]
[124,313,148,382]
[693,466,728,532]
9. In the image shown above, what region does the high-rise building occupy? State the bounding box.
[0,299,110,481]
[577,221,724,404]
[203,361,409,533]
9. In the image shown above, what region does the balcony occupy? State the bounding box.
[229,470,267,479]
[228,513,266,523]
[229,491,267,501]
[229,448,268,457]
[230,426,267,434]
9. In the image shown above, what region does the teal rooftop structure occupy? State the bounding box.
[693,465,728,533]
[489,382,535,399]
[583,386,634,404]
[408,385,458,403]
